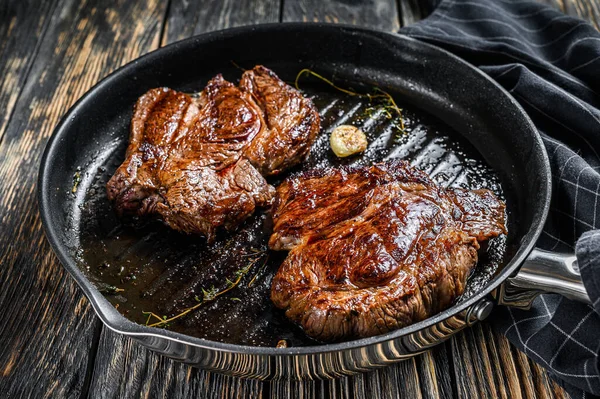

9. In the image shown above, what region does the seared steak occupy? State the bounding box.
[107,66,320,239]
[240,66,320,175]
[269,160,506,341]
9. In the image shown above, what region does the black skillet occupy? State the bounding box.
[38,24,590,379]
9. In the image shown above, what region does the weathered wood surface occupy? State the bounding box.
[0,0,167,397]
[163,0,280,45]
[1,0,598,397]
[282,0,400,31]
[558,0,600,29]
[0,0,57,141]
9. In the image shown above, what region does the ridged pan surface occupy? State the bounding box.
[75,80,511,348]
[40,25,551,368]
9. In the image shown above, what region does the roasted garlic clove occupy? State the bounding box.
[330,125,368,158]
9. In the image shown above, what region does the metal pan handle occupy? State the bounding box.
[498,248,592,309]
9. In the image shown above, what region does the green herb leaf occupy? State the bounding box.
[71,171,81,193]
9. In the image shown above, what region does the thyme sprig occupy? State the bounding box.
[294,69,406,136]
[72,171,81,193]
[99,285,125,294]
[142,250,267,328]
[247,256,269,288]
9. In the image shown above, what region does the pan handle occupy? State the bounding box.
[498,248,591,309]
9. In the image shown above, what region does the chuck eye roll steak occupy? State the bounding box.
[269,160,507,342]
[106,66,320,239]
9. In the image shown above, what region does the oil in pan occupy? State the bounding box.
[77,82,508,347]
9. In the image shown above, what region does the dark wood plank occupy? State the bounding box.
[87,329,262,399]
[0,0,167,397]
[416,345,455,399]
[528,356,571,399]
[560,0,600,29]
[348,346,454,399]
[163,0,280,45]
[352,371,384,399]
[377,359,424,398]
[282,0,400,31]
[451,326,495,398]
[268,380,324,399]
[512,344,538,398]
[0,0,58,141]
[481,322,523,399]
[450,323,571,399]
[270,377,352,399]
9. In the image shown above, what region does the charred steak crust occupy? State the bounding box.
[269,160,506,341]
[240,66,320,176]
[106,66,319,238]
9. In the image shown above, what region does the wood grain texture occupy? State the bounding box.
[0,0,58,142]
[559,0,600,29]
[282,0,400,31]
[449,323,569,398]
[534,0,600,29]
[163,0,280,45]
[87,329,262,399]
[0,0,596,398]
[0,0,166,397]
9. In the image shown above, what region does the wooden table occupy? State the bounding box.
[1,0,598,397]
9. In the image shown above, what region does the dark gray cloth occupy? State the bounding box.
[401,1,600,397]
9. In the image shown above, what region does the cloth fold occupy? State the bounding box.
[401,1,600,397]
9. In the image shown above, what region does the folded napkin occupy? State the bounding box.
[401,0,600,397]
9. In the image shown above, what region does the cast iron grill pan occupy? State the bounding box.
[72,75,514,347]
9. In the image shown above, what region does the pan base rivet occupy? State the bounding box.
[473,299,494,321]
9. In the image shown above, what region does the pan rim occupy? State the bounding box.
[38,22,552,357]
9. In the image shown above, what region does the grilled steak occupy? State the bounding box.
[269,160,506,341]
[107,66,320,239]
[240,66,320,175]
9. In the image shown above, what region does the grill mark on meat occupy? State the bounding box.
[269,160,506,341]
[240,66,320,176]
[107,66,320,238]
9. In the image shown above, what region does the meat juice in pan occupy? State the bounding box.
[77,84,509,347]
